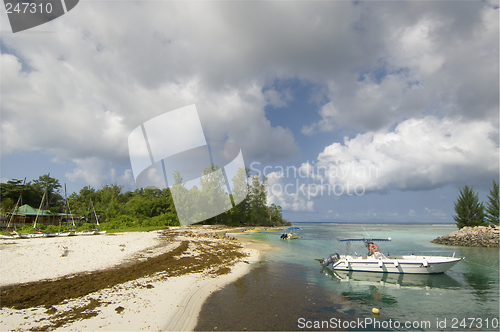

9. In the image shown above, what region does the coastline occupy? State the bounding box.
[431,225,500,247]
[0,226,269,331]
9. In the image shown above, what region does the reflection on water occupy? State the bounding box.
[195,262,372,331]
[342,285,399,307]
[322,268,462,290]
[458,247,500,303]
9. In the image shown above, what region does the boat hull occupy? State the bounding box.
[0,235,15,239]
[18,233,44,239]
[332,255,463,274]
[75,231,95,236]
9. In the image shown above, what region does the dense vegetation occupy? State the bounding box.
[1,169,287,233]
[454,180,499,228]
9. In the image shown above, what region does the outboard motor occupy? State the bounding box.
[320,253,340,267]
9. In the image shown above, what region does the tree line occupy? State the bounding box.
[0,169,287,231]
[454,180,499,228]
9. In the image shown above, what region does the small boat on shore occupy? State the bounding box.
[225,229,250,236]
[18,232,45,239]
[75,230,95,236]
[44,231,71,237]
[266,227,283,231]
[0,234,16,239]
[318,238,464,274]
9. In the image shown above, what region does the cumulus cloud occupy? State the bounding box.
[302,116,498,192]
[267,172,314,212]
[302,1,498,133]
[1,1,497,197]
[1,2,308,169]
[65,157,135,190]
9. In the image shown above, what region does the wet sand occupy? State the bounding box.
[0,227,262,331]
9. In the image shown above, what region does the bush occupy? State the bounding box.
[102,215,139,230]
[143,214,179,227]
[45,225,60,233]
[13,224,36,234]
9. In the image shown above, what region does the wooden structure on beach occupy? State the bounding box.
[1,204,76,229]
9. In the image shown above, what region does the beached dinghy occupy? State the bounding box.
[0,234,15,239]
[265,227,283,231]
[318,238,464,274]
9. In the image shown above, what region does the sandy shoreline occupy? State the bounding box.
[0,226,269,331]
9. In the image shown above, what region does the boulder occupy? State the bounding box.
[431,225,499,247]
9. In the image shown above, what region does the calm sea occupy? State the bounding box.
[196,223,499,331]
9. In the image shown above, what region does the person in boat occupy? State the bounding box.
[365,241,378,256]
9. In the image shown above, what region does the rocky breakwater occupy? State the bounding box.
[432,225,500,247]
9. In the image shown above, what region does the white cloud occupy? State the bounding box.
[302,1,498,133]
[1,1,497,200]
[267,171,314,212]
[65,157,135,190]
[1,2,307,166]
[307,116,498,192]
[264,88,293,108]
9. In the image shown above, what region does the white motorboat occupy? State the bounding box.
[319,238,464,274]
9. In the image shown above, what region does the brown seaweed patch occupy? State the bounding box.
[1,232,247,311]
[31,299,102,331]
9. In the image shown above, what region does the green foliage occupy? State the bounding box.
[0,197,13,213]
[268,203,286,226]
[453,185,487,229]
[144,213,180,227]
[104,215,139,230]
[33,174,64,208]
[485,180,499,225]
[78,222,97,231]
[248,175,269,226]
[15,224,37,234]
[2,168,285,232]
[45,225,60,233]
[0,179,46,210]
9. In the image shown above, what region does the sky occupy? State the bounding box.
[1,0,499,223]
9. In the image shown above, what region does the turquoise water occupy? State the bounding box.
[249,223,499,330]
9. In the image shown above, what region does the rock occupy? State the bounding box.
[432,225,499,247]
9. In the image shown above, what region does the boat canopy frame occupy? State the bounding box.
[338,238,391,255]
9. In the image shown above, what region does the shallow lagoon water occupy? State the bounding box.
[197,223,499,331]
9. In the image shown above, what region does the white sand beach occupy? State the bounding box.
[0,227,267,331]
